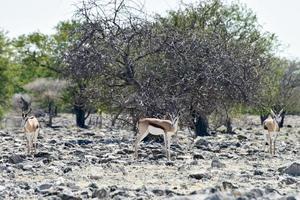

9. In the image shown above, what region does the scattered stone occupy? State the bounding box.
[152,189,165,196]
[22,164,33,171]
[77,139,93,145]
[58,193,81,200]
[204,193,223,200]
[48,139,57,144]
[8,154,24,164]
[193,153,205,160]
[211,158,226,168]
[63,167,72,173]
[222,182,238,190]
[165,161,175,166]
[18,182,30,190]
[35,152,51,158]
[89,175,102,180]
[88,183,98,190]
[237,135,247,141]
[189,173,211,180]
[36,183,53,194]
[194,138,211,150]
[243,188,264,199]
[83,131,96,136]
[283,163,300,176]
[253,170,264,176]
[285,196,297,200]
[280,177,297,185]
[92,188,108,198]
[216,125,227,133]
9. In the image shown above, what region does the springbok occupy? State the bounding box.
[22,108,40,156]
[263,109,284,156]
[134,114,179,160]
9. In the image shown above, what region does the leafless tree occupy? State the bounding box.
[63,0,277,134]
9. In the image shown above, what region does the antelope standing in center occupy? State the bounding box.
[263,109,284,156]
[22,108,40,156]
[134,115,179,160]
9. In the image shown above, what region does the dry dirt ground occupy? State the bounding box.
[0,114,299,199]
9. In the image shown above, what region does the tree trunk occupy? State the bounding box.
[47,101,54,127]
[54,106,58,116]
[74,104,86,128]
[194,113,209,136]
[225,117,233,134]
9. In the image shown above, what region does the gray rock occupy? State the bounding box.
[247,188,264,198]
[283,163,300,176]
[36,183,53,193]
[211,158,225,168]
[204,193,223,200]
[77,139,93,145]
[0,164,7,171]
[63,167,72,173]
[88,183,98,190]
[237,135,247,141]
[8,154,24,164]
[193,153,205,160]
[222,181,238,190]
[253,170,264,176]
[18,182,30,190]
[216,125,227,133]
[280,177,296,185]
[152,189,165,196]
[285,196,297,200]
[92,188,108,198]
[22,164,33,171]
[189,173,211,180]
[58,193,81,200]
[35,152,51,158]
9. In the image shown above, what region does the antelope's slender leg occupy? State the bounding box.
[163,132,168,160]
[272,132,278,156]
[134,129,149,159]
[269,136,272,155]
[26,133,32,155]
[167,133,171,160]
[33,128,39,155]
[263,132,268,152]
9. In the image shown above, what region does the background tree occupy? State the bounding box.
[24,78,68,127]
[63,0,165,128]
[0,31,12,118]
[63,0,278,133]
[257,58,300,123]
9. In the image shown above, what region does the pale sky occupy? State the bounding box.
[0,0,299,59]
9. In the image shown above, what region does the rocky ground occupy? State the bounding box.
[0,114,299,199]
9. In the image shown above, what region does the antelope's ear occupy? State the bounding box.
[270,109,276,117]
[278,109,284,116]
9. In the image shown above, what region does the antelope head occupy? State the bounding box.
[270,109,284,128]
[22,108,32,120]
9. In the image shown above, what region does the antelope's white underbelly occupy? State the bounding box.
[148,125,165,135]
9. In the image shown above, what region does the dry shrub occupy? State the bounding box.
[24,78,69,100]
